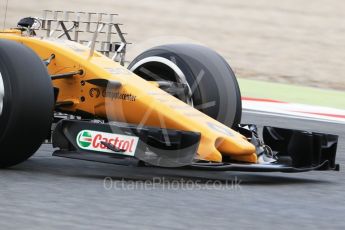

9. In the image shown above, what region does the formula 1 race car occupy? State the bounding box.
[0,11,339,172]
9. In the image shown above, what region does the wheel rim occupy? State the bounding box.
[0,72,4,116]
[129,56,194,106]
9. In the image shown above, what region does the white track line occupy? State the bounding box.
[242,98,345,124]
[243,109,345,125]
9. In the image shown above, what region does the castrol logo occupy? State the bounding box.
[76,130,139,156]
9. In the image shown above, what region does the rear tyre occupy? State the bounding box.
[128,44,242,128]
[0,39,54,168]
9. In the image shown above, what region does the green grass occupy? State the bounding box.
[238,78,345,110]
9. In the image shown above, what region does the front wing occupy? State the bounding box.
[52,119,339,173]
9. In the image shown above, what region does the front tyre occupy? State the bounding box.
[0,40,54,168]
[128,44,242,128]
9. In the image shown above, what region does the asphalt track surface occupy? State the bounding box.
[0,112,344,230]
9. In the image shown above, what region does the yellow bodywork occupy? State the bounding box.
[0,30,257,163]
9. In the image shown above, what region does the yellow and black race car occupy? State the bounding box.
[0,11,339,172]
